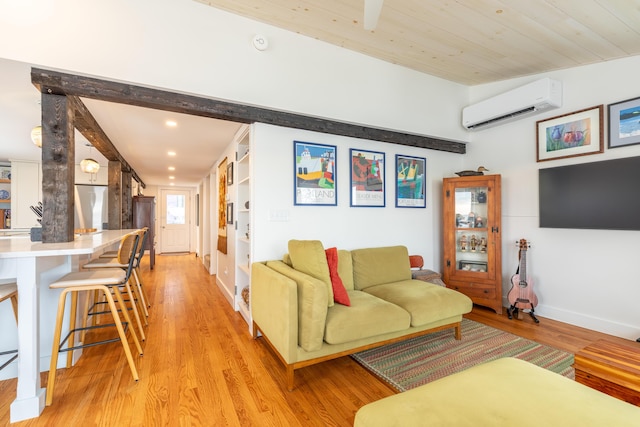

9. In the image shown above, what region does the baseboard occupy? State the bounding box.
[215,276,234,307]
[534,303,638,341]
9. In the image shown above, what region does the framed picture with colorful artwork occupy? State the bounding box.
[293,141,337,206]
[395,155,426,208]
[536,105,604,162]
[350,148,385,207]
[608,96,640,149]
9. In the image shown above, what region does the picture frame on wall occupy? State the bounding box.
[293,141,337,206]
[608,96,640,149]
[350,148,385,207]
[536,105,604,162]
[395,155,426,208]
[226,202,233,225]
[227,162,234,185]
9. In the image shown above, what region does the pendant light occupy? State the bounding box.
[81,144,100,181]
[31,126,42,147]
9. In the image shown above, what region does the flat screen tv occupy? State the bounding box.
[538,156,640,230]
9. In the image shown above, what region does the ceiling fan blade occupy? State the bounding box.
[363,0,384,30]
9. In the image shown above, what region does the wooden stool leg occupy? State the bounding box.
[103,288,139,381]
[46,289,69,406]
[112,287,143,356]
[10,294,18,323]
[66,291,79,368]
[137,266,151,309]
[132,268,149,318]
[123,280,145,341]
[79,290,93,343]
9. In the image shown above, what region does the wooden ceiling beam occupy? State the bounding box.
[68,96,145,187]
[31,67,466,154]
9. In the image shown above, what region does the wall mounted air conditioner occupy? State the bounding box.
[462,78,562,131]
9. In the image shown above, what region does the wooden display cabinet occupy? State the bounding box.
[133,195,156,269]
[442,174,502,314]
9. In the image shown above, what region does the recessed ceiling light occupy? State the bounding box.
[168,166,175,171]
[168,151,176,156]
[166,120,177,127]
[169,176,175,180]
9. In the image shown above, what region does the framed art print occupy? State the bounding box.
[350,148,385,207]
[536,105,604,162]
[293,141,337,206]
[395,155,426,208]
[608,96,640,149]
[227,162,234,185]
[226,202,233,224]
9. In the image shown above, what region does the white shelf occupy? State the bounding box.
[238,176,250,185]
[238,263,250,276]
[238,152,250,164]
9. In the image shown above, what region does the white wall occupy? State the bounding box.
[464,55,640,339]
[252,123,463,270]
[0,0,468,144]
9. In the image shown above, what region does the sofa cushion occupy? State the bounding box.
[266,261,328,352]
[324,291,411,345]
[337,249,354,290]
[351,246,411,290]
[282,253,292,266]
[363,280,472,327]
[325,247,350,306]
[288,240,334,307]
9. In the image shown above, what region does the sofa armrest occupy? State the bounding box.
[251,262,298,363]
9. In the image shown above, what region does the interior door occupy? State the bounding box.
[160,189,190,253]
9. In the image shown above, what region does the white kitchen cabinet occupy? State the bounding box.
[10,161,42,229]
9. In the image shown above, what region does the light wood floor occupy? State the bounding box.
[0,254,635,426]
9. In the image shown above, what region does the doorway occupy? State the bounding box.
[160,188,191,253]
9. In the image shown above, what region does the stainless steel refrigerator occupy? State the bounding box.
[74,184,108,231]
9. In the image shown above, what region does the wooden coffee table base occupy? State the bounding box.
[574,339,640,406]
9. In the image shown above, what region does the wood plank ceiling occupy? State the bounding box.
[195,0,640,85]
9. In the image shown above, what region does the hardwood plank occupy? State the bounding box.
[1,254,636,426]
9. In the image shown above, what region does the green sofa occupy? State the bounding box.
[251,241,472,390]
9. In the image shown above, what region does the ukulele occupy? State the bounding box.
[507,239,539,323]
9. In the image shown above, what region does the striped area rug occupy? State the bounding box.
[351,319,574,392]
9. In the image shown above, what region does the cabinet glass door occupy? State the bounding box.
[454,186,489,273]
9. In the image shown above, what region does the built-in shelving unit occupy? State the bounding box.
[0,165,11,229]
[234,126,252,328]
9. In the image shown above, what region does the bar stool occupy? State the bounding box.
[0,282,18,371]
[84,229,147,336]
[99,228,151,316]
[46,232,142,407]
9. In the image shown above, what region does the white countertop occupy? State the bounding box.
[0,229,136,258]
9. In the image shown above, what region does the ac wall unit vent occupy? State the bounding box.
[462,78,562,131]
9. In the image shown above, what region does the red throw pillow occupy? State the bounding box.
[325,247,351,306]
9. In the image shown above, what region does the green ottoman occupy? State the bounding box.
[354,357,640,427]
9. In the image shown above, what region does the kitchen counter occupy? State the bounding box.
[0,229,135,258]
[0,229,136,422]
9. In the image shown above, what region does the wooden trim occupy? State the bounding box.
[31,68,466,154]
[253,320,462,391]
